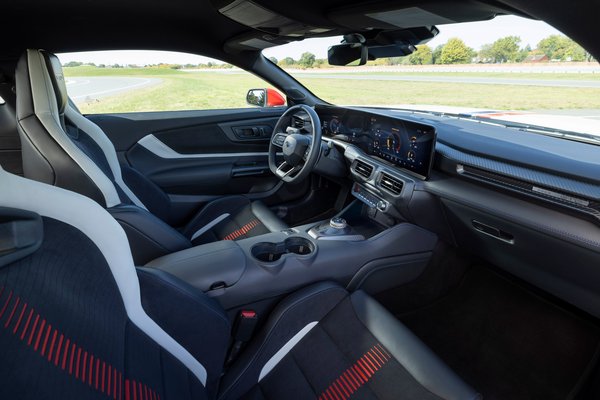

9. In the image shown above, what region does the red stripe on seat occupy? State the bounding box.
[89,354,95,386]
[62,338,71,370]
[102,361,106,393]
[125,379,131,400]
[95,357,100,389]
[47,328,58,361]
[75,347,82,378]
[223,219,261,240]
[0,291,13,318]
[54,334,64,365]
[34,319,46,351]
[27,314,40,345]
[20,308,34,340]
[82,351,88,383]
[107,364,112,397]
[13,302,28,334]
[1,287,161,399]
[318,344,392,399]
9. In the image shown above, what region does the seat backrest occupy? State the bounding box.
[0,167,226,399]
[15,49,146,210]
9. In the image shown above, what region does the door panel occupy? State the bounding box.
[127,143,277,196]
[87,108,286,151]
[87,108,309,222]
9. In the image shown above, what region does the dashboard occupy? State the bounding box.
[316,105,436,179]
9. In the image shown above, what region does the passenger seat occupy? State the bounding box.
[0,166,480,399]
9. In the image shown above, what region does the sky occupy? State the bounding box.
[57,15,564,65]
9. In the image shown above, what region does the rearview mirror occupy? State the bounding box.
[246,88,286,107]
[327,43,368,66]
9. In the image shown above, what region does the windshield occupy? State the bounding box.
[264,16,600,140]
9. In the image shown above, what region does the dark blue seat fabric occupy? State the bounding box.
[0,200,479,400]
[0,214,208,400]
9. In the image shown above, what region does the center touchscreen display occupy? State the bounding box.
[319,107,436,179]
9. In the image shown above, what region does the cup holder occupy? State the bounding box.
[251,237,315,264]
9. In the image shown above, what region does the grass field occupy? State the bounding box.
[64,66,600,114]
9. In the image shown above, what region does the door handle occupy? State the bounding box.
[231,165,270,177]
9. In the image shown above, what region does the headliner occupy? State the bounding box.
[2,0,599,65]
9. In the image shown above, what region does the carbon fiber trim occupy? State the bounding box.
[437,143,600,200]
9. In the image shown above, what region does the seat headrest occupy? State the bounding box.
[16,49,68,119]
[40,50,68,115]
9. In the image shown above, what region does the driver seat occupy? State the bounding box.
[15,49,288,263]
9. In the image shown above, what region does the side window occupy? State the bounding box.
[58,51,285,114]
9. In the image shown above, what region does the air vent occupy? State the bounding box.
[379,172,404,195]
[353,160,374,179]
[292,115,305,129]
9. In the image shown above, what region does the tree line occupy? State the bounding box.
[271,34,594,68]
[62,35,594,70]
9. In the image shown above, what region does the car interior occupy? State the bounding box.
[1,0,600,399]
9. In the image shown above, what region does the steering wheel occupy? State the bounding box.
[269,104,322,183]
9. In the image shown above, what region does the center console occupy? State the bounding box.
[147,200,438,311]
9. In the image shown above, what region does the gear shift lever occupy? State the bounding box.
[329,217,347,230]
[308,217,365,241]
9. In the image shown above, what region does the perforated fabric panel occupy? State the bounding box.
[0,217,205,400]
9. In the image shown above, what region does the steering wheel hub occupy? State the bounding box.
[283,134,309,166]
[268,105,322,183]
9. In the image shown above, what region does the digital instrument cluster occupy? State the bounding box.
[319,106,436,179]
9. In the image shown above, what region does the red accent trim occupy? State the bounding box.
[13,302,28,333]
[34,319,46,351]
[223,219,260,241]
[4,296,20,327]
[1,288,161,399]
[95,357,100,389]
[47,328,58,361]
[334,380,349,398]
[28,314,40,345]
[125,379,131,400]
[54,334,64,365]
[102,361,106,393]
[318,344,391,400]
[76,347,82,378]
[114,368,118,399]
[62,339,71,370]
[20,308,34,340]
[0,290,13,318]
[107,364,112,397]
[82,351,88,383]
[89,354,95,386]
[339,373,354,394]
[241,310,256,318]
[40,324,52,356]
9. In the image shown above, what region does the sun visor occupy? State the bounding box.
[218,0,333,37]
[329,1,506,30]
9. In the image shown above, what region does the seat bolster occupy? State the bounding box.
[218,282,348,400]
[350,291,481,400]
[182,195,251,239]
[137,267,231,399]
[108,205,191,264]
[250,201,288,232]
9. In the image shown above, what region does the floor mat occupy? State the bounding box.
[398,267,600,400]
